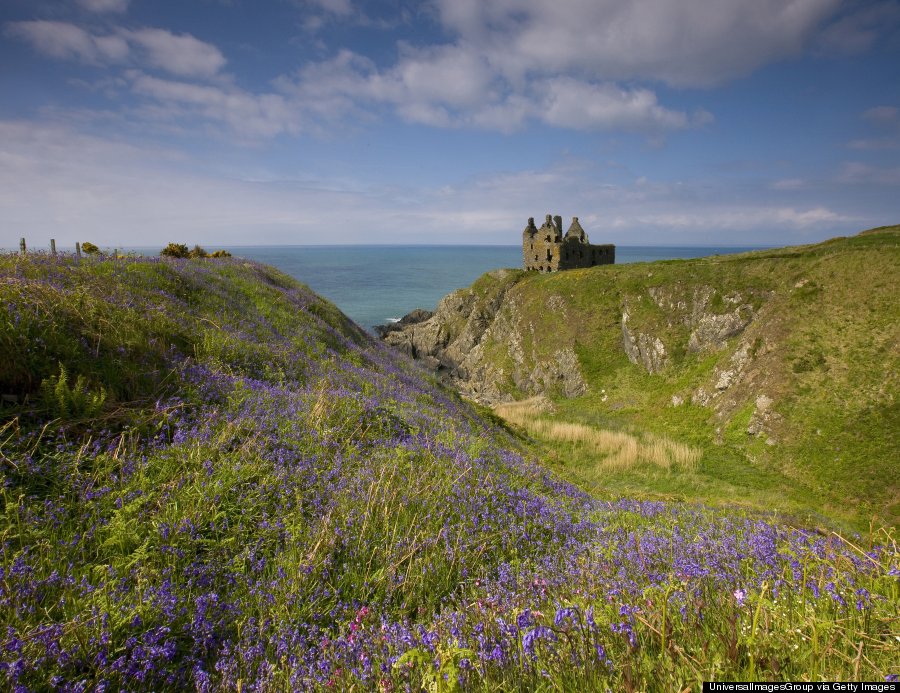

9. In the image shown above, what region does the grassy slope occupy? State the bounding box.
[1,252,897,690]
[477,227,900,531]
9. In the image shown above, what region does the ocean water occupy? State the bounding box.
[227,245,764,332]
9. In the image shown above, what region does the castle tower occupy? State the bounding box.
[539,214,561,242]
[522,217,538,239]
[522,213,615,272]
[565,216,587,243]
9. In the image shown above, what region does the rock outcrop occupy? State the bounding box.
[380,270,586,404]
[373,309,433,338]
[622,304,669,374]
[621,285,767,375]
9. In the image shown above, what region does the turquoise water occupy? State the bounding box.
[227,245,764,332]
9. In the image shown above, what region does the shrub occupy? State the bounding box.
[210,249,232,258]
[40,362,107,419]
[81,242,100,255]
[160,243,190,259]
[189,244,208,259]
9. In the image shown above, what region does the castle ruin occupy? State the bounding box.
[522,214,615,272]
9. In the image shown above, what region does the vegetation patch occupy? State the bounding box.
[495,398,702,472]
[408,226,899,530]
[0,249,897,690]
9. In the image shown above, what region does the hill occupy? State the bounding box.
[0,251,897,689]
[382,226,900,530]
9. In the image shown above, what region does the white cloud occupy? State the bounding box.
[7,21,224,78]
[276,50,377,124]
[773,206,843,226]
[129,73,298,137]
[307,0,354,16]
[270,0,845,135]
[297,0,402,32]
[838,162,900,186]
[535,79,692,132]
[20,2,828,138]
[609,206,846,232]
[846,105,900,150]
[434,0,842,87]
[847,138,900,151]
[124,28,226,78]
[278,48,699,134]
[6,20,129,64]
[287,45,497,123]
[863,105,900,127]
[76,0,130,13]
[8,0,894,143]
[392,43,494,110]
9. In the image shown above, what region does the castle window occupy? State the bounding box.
[545,236,550,242]
[546,249,552,262]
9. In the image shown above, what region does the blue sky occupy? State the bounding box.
[1,0,899,247]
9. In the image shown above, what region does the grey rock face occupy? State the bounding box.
[687,307,754,353]
[380,273,586,404]
[622,286,767,375]
[622,306,669,374]
[520,347,587,398]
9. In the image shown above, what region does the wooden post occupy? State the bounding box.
[50,239,56,256]
[19,238,26,255]
[76,242,81,257]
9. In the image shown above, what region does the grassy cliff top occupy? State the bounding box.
[0,250,897,689]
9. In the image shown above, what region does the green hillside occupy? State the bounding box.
[386,226,900,530]
[1,250,897,690]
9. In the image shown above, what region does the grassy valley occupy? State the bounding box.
[0,249,898,690]
[388,226,900,531]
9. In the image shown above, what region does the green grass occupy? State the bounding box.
[469,226,900,530]
[1,250,898,690]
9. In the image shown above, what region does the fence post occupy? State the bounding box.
[19,238,26,255]
[75,242,81,261]
[50,239,57,256]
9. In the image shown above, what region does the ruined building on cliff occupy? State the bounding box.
[522,214,615,272]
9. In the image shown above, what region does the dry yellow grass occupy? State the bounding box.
[494,399,701,472]
[493,396,554,422]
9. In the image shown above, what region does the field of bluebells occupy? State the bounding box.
[0,252,897,691]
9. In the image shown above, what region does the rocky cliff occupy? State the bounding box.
[382,269,588,403]
[382,269,771,413]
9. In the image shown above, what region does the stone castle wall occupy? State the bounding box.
[522,214,615,272]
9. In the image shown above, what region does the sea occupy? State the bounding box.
[225,245,764,333]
